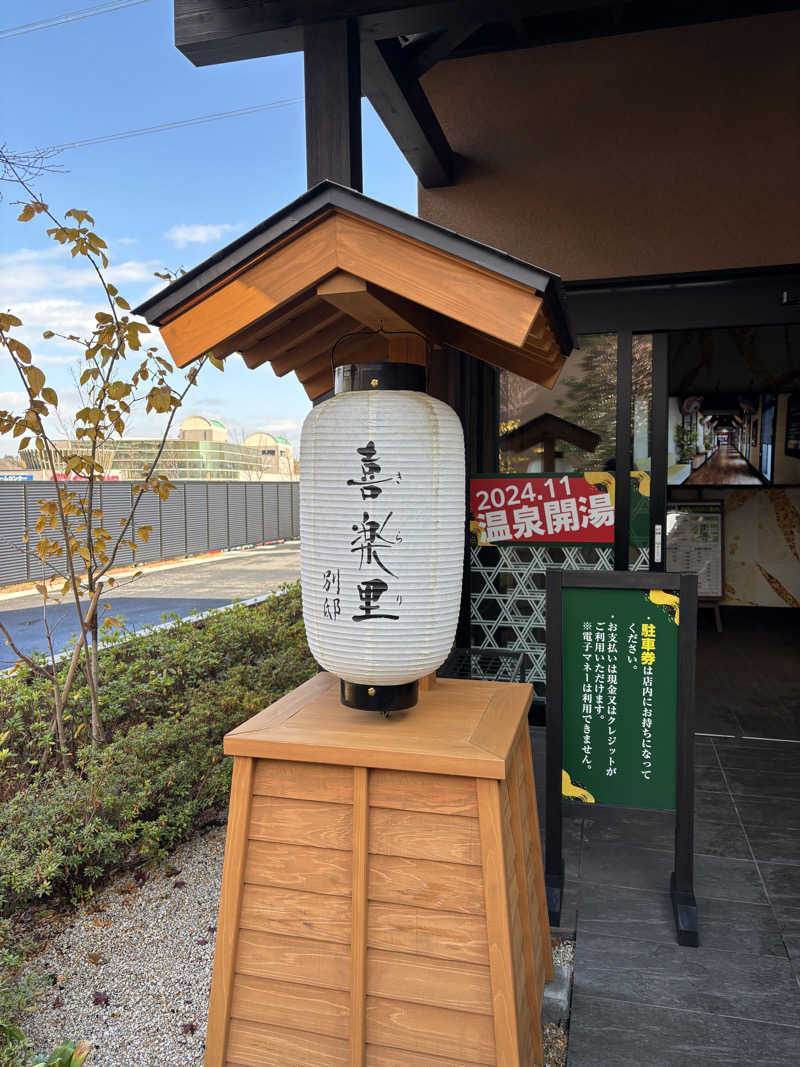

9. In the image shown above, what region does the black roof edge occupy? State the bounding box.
[134,180,574,357]
[564,263,800,294]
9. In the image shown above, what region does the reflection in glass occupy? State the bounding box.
[499,334,618,474]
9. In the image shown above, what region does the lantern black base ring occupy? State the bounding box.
[340,679,418,715]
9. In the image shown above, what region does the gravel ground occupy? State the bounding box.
[22,827,225,1066]
[22,826,573,1067]
[552,935,575,969]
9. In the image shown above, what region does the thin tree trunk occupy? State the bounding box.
[51,681,70,773]
[42,599,71,772]
[87,609,105,745]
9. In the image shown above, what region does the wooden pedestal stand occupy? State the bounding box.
[205,672,553,1067]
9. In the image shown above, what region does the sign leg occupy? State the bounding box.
[670,872,699,947]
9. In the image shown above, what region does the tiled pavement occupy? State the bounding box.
[531,731,800,1066]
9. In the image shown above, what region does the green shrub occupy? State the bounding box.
[0,585,316,913]
[0,921,42,1067]
[0,585,312,787]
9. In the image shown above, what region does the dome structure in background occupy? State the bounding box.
[179,415,227,443]
[243,431,278,449]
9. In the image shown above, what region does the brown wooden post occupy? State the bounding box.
[304,19,362,191]
[205,675,551,1066]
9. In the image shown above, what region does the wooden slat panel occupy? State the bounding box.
[499,776,531,1063]
[477,777,522,1067]
[367,949,492,1015]
[240,884,351,944]
[236,929,350,990]
[519,727,554,984]
[252,759,354,804]
[369,770,478,816]
[366,1047,476,1067]
[367,902,489,965]
[368,854,485,915]
[336,213,541,349]
[224,291,315,356]
[369,808,481,866]
[227,1018,349,1067]
[351,766,369,1066]
[504,748,542,1065]
[248,304,344,373]
[507,892,531,1067]
[206,756,254,1067]
[231,973,350,1039]
[244,840,352,897]
[249,795,353,850]
[366,998,496,1065]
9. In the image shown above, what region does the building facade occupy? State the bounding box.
[19,416,297,481]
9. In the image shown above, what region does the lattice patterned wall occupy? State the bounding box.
[470,542,650,697]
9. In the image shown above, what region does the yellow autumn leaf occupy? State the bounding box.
[25,365,45,396]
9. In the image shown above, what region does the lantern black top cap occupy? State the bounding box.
[134,180,573,358]
[335,362,426,395]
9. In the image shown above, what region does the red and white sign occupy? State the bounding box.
[470,474,615,544]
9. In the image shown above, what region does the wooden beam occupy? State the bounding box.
[174,1,460,66]
[224,293,318,355]
[241,306,347,372]
[305,19,362,190]
[361,36,454,188]
[317,272,421,333]
[302,330,398,398]
[404,20,484,78]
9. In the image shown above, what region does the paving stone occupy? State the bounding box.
[774,905,800,969]
[714,741,800,774]
[748,826,800,866]
[576,884,788,957]
[567,992,800,1066]
[580,807,750,859]
[759,860,800,909]
[692,762,727,792]
[736,794,800,830]
[695,788,739,823]
[573,932,800,1024]
[578,841,766,904]
[724,766,800,800]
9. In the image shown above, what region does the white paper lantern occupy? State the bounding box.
[300,362,465,711]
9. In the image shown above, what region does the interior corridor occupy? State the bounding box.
[685,445,763,486]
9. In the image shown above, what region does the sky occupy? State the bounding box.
[0,0,418,456]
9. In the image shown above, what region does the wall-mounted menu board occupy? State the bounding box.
[666,503,723,600]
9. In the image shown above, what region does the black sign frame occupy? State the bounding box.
[545,568,699,947]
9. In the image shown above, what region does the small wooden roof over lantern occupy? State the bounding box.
[135,182,574,399]
[501,412,601,454]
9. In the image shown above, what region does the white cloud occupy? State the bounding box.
[0,247,161,302]
[165,223,238,248]
[13,297,98,339]
[0,391,28,411]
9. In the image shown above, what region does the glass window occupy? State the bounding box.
[499,333,618,473]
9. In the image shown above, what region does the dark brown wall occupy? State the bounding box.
[419,13,800,281]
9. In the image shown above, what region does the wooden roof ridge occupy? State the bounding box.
[135,182,574,398]
[136,181,573,348]
[501,411,602,452]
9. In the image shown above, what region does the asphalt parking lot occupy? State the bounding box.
[0,542,301,667]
